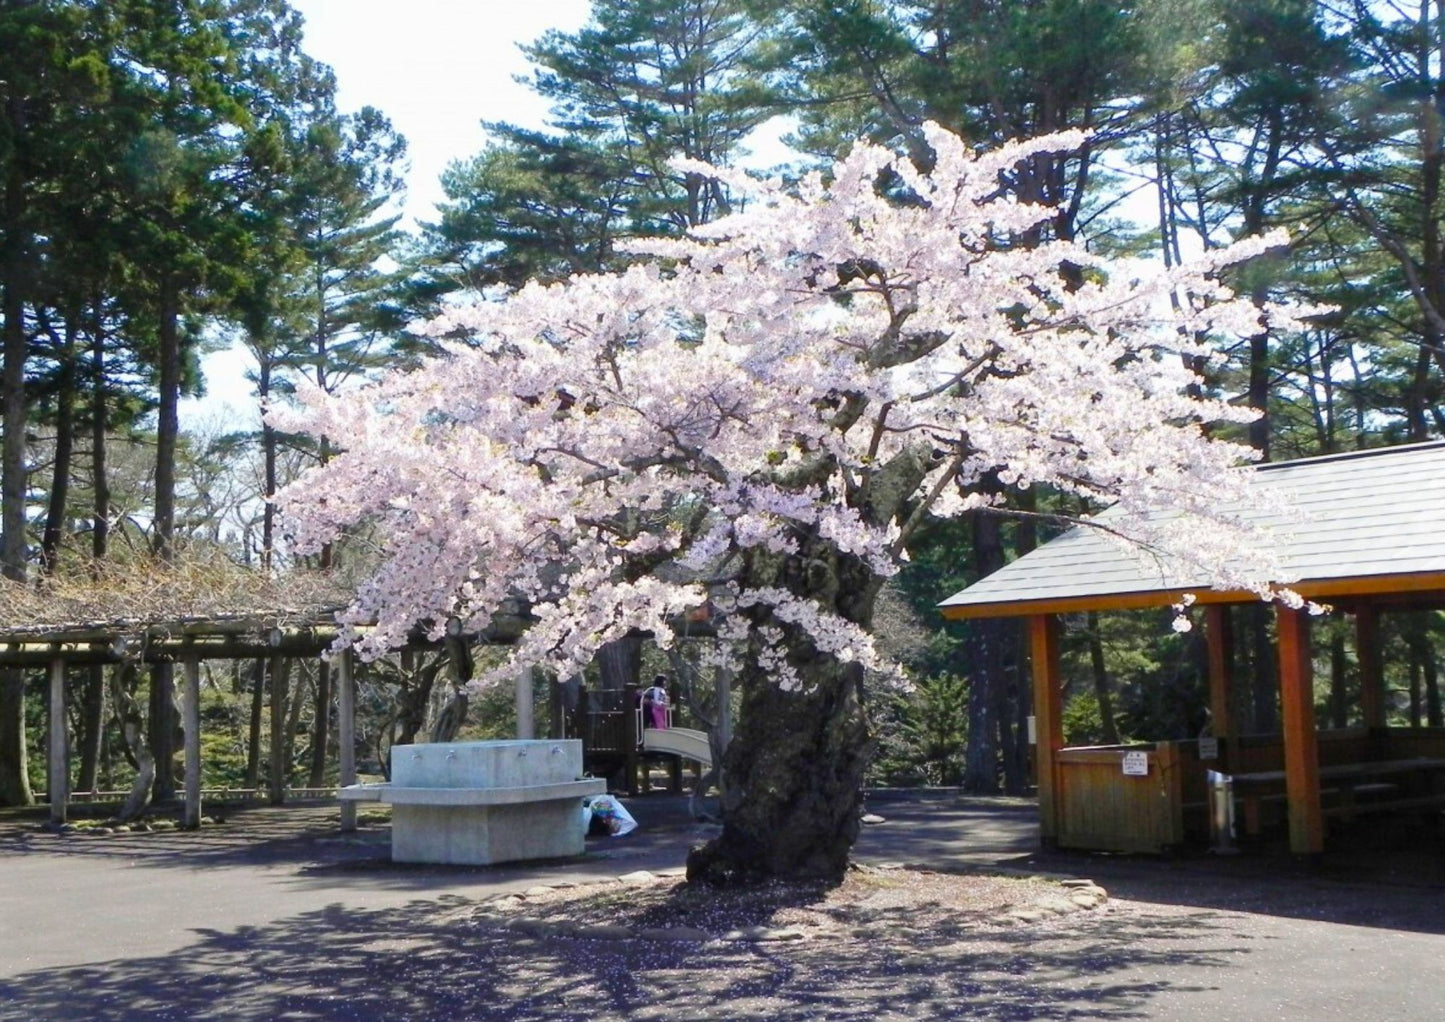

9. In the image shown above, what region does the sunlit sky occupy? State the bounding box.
[289,0,593,226]
[185,0,594,424]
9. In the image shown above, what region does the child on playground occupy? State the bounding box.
[642,675,669,730]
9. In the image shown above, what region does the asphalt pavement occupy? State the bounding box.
[0,791,1441,1020]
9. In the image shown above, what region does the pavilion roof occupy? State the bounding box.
[939,441,1445,620]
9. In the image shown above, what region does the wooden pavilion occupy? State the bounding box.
[940,441,1445,856]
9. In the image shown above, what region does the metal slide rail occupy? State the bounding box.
[641,726,713,769]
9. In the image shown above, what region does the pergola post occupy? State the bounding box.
[48,656,67,826]
[1029,614,1063,845]
[1277,606,1324,855]
[515,668,535,739]
[182,656,202,829]
[1356,604,1386,729]
[1205,605,1234,769]
[337,651,356,833]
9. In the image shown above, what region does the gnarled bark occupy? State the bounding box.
[687,657,870,885]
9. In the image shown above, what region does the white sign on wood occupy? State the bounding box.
[1198,737,1219,761]
[1121,751,1149,776]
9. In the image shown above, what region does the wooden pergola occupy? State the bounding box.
[940,442,1445,856]
[0,608,530,832]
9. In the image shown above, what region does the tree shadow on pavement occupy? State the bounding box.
[0,894,1241,1022]
[1003,816,1445,938]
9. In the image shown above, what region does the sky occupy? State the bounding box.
[183,0,595,426]
[288,0,593,227]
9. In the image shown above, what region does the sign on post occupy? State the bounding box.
[1121,750,1149,776]
[1198,737,1219,761]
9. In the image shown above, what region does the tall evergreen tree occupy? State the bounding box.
[412,0,785,309]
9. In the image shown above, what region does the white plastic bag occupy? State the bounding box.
[584,794,638,837]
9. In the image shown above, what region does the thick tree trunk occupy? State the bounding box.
[1247,604,1278,732]
[148,663,177,802]
[115,666,152,822]
[1404,619,1442,728]
[999,490,1038,794]
[268,656,291,804]
[963,499,1007,792]
[2,98,29,585]
[283,663,308,780]
[152,278,180,560]
[596,635,642,691]
[245,659,264,789]
[1329,626,1349,730]
[0,98,33,807]
[0,670,31,806]
[40,318,76,573]
[91,303,109,564]
[1409,654,1423,727]
[687,657,870,885]
[1086,612,1122,745]
[307,660,330,787]
[428,639,472,744]
[75,665,105,793]
[1428,650,1443,729]
[259,358,277,569]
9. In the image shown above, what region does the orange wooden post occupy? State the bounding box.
[1030,614,1063,845]
[1277,606,1324,855]
[1356,604,1386,730]
[1205,605,1234,770]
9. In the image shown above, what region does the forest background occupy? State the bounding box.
[2,0,1444,808]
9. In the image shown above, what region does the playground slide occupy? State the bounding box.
[641,727,713,769]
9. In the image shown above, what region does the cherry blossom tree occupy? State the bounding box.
[274,125,1302,883]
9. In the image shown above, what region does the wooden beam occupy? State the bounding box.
[337,651,356,833]
[182,657,202,829]
[1205,605,1234,770]
[1356,605,1385,728]
[1277,607,1324,855]
[0,610,532,649]
[1029,614,1063,845]
[515,668,535,740]
[48,657,67,826]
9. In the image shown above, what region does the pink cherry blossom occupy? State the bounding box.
[272,125,1305,685]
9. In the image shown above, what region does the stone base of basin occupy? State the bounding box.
[394,795,599,865]
[338,740,606,866]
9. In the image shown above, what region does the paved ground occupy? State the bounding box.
[1,792,1442,1020]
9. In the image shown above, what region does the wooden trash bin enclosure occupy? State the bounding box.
[1054,743,1184,854]
[1048,729,1445,854]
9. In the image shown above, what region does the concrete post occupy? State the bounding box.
[515,668,535,739]
[337,651,356,833]
[182,657,202,829]
[48,656,67,826]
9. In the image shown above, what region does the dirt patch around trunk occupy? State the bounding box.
[438,864,1109,944]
